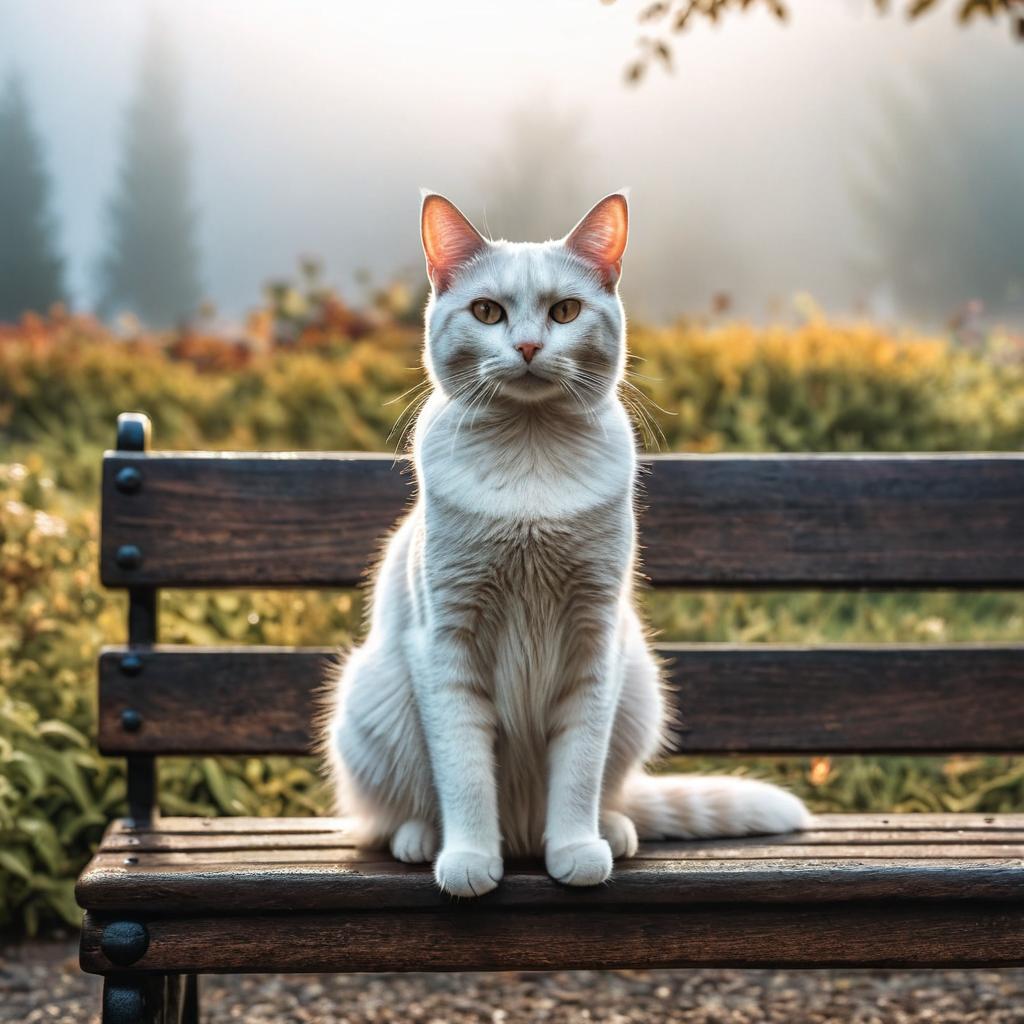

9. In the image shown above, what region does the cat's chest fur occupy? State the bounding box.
[420,491,633,707]
[411,395,637,760]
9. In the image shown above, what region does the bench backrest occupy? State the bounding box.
[99,413,1024,818]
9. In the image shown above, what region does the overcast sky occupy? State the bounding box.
[2,0,1021,323]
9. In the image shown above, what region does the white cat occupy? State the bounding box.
[323,192,809,897]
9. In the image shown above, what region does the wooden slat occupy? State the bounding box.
[668,643,1024,753]
[76,813,1024,915]
[101,830,1024,854]
[100,452,413,589]
[95,816,1024,856]
[104,813,1024,834]
[77,855,1024,914]
[89,845,1024,866]
[100,452,1024,588]
[80,902,1024,973]
[77,858,1024,911]
[98,813,1024,852]
[98,643,1024,755]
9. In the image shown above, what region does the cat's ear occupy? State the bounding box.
[421,192,487,292]
[565,192,629,287]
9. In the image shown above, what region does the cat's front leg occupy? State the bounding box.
[544,639,619,887]
[417,633,503,898]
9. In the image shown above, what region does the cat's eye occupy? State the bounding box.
[471,299,505,325]
[550,298,581,324]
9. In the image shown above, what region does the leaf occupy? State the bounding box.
[16,817,62,874]
[0,848,33,881]
[640,1,669,20]
[626,60,646,84]
[201,760,246,814]
[38,877,82,927]
[37,720,89,748]
[6,752,47,797]
[653,40,673,70]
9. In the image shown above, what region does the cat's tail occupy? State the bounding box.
[620,772,811,840]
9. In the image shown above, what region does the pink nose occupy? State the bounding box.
[516,341,541,363]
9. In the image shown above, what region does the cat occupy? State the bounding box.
[322,191,809,898]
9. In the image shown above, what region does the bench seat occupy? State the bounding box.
[78,813,1024,973]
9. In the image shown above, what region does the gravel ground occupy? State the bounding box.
[2,940,1022,1023]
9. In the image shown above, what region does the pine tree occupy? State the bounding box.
[98,18,202,327]
[0,74,66,321]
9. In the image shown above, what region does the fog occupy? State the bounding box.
[3,0,1022,325]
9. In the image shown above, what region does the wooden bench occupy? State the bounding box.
[77,412,1024,1023]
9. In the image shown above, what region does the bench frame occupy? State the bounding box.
[78,413,1024,1023]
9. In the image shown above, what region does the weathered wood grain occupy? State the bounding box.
[100,452,1024,588]
[103,813,1024,835]
[98,643,1024,755]
[76,857,1024,912]
[79,902,1024,974]
[100,452,413,589]
[75,812,1024,915]
[88,844,1024,869]
[99,828,1024,853]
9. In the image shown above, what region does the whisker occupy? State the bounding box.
[389,391,434,461]
[412,373,487,454]
[567,361,669,451]
[383,380,431,408]
[391,366,487,454]
[385,367,483,455]
[449,379,494,455]
[624,369,662,384]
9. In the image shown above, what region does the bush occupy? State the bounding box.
[2,310,1024,934]
[0,457,360,932]
[629,317,1024,452]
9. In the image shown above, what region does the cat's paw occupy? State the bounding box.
[434,848,503,898]
[600,810,639,859]
[546,838,613,887]
[390,819,438,864]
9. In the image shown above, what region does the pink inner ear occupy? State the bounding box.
[421,195,486,291]
[565,194,629,282]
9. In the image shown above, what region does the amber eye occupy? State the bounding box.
[471,299,505,325]
[550,298,581,324]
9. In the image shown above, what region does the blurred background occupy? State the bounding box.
[2,0,1024,941]
[2,0,1023,328]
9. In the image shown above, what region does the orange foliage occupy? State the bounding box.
[166,331,253,372]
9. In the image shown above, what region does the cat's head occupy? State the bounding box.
[420,192,628,408]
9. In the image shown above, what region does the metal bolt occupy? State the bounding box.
[114,466,142,494]
[100,920,150,967]
[115,544,142,570]
[102,983,145,1021]
[119,654,143,676]
[123,856,139,865]
[121,709,143,732]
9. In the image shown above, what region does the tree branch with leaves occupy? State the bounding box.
[615,0,1024,83]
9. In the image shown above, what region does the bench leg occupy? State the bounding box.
[102,973,196,1023]
[182,975,200,1024]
